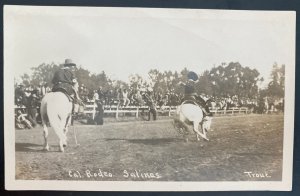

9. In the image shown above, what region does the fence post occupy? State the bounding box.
[92,102,96,120]
[116,106,119,119]
[136,106,139,118]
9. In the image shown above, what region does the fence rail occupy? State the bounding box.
[15,102,250,119]
[83,103,178,119]
[80,102,250,119]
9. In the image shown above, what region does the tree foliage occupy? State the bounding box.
[17,61,285,100]
[267,63,285,98]
[209,62,262,98]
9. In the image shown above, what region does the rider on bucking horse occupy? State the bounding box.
[51,59,82,105]
[179,71,212,116]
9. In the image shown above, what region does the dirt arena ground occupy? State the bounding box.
[15,114,283,181]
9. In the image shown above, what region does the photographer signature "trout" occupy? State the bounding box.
[244,171,272,178]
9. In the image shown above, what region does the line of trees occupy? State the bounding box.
[17,62,285,100]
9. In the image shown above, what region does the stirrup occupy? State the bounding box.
[202,109,212,116]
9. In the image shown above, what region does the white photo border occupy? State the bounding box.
[4,5,296,191]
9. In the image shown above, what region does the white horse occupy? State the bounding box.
[174,103,213,141]
[40,92,73,152]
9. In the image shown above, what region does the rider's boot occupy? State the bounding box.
[204,106,213,116]
[200,104,212,116]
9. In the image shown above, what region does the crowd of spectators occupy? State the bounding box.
[14,82,283,129]
[78,84,182,108]
[15,84,51,129]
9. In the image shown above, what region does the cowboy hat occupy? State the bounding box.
[187,71,199,82]
[63,59,76,67]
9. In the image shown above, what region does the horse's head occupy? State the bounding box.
[205,98,215,107]
[202,116,213,132]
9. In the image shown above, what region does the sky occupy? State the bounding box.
[4,6,295,87]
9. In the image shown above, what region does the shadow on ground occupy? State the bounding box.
[104,138,183,145]
[15,143,45,152]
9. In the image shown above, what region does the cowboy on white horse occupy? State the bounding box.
[179,71,212,116]
[174,71,214,141]
[40,59,82,152]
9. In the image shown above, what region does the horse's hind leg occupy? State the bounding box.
[62,129,68,148]
[41,107,50,151]
[174,118,189,142]
[62,130,68,148]
[56,131,67,152]
[62,114,72,148]
[42,124,50,151]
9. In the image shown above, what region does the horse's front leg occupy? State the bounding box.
[201,125,209,141]
[196,133,200,141]
[62,127,68,148]
[193,121,202,141]
[42,124,50,151]
[193,121,209,141]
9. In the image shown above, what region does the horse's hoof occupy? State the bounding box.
[204,137,209,141]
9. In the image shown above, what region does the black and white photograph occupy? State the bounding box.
[4,5,295,191]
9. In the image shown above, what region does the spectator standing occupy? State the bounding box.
[135,90,144,106]
[122,89,130,107]
[97,86,105,103]
[15,84,26,106]
[26,91,40,127]
[106,89,114,106]
[143,91,157,121]
[38,83,48,97]
[93,90,99,101]
[116,89,123,108]
[95,99,104,125]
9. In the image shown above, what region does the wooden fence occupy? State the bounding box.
[15,101,251,119]
[83,103,177,119]
[82,101,250,119]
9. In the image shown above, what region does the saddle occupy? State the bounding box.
[52,83,75,102]
[182,99,199,106]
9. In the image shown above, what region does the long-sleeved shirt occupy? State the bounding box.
[52,69,76,85]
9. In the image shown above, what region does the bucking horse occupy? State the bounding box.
[173,100,213,141]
